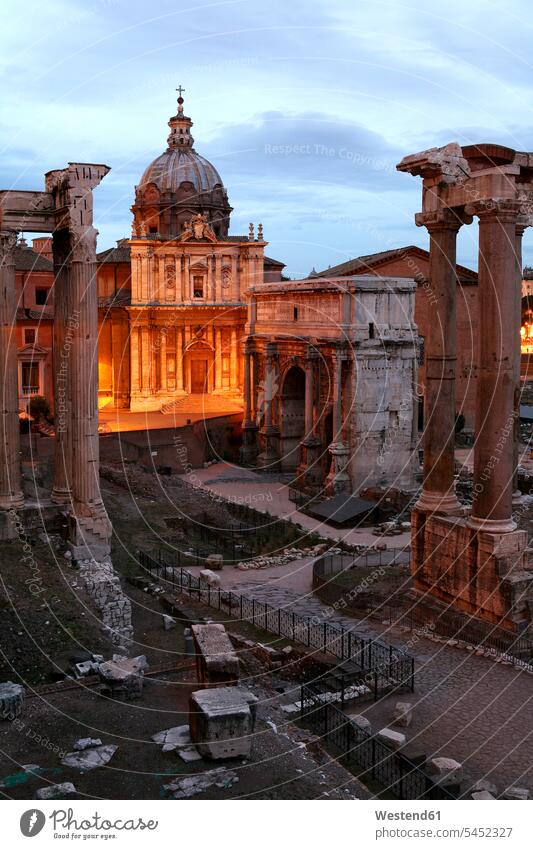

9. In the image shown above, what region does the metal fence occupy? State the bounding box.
[314,548,411,580]
[138,548,415,699]
[300,683,456,800]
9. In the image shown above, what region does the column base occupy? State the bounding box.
[51,487,71,506]
[325,442,351,495]
[512,489,524,509]
[296,437,323,488]
[415,489,463,516]
[0,492,24,510]
[256,427,280,471]
[468,515,517,534]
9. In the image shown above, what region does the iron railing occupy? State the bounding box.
[300,683,457,800]
[138,548,415,699]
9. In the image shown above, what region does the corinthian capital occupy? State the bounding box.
[415,208,471,232]
[465,198,521,221]
[0,230,18,266]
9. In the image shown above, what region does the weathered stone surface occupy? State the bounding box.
[392,701,413,728]
[191,624,239,687]
[377,728,406,749]
[199,569,221,587]
[471,790,495,800]
[152,725,191,753]
[189,686,258,760]
[164,767,238,799]
[351,714,372,734]
[503,786,530,800]
[73,737,102,751]
[472,778,498,796]
[427,757,463,785]
[62,745,117,771]
[162,614,176,631]
[79,557,133,647]
[205,554,224,571]
[98,655,148,699]
[36,782,77,799]
[0,681,25,720]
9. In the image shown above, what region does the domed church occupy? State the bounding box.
[97,91,285,412]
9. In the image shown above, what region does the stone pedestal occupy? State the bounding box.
[189,687,258,760]
[240,423,258,465]
[296,436,323,490]
[257,425,281,470]
[325,442,351,495]
[191,623,240,688]
[0,681,25,720]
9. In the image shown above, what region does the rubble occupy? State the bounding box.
[152,725,192,753]
[62,744,117,772]
[73,738,102,751]
[162,614,176,631]
[164,767,238,799]
[78,557,133,648]
[392,701,413,728]
[233,543,332,571]
[502,786,530,800]
[36,782,77,799]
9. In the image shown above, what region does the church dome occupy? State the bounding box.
[139,147,224,194]
[133,89,232,238]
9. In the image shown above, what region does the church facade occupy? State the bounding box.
[97,93,278,412]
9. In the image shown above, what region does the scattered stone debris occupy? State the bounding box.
[471,790,495,800]
[351,714,372,734]
[205,553,224,571]
[392,701,413,728]
[472,778,498,796]
[98,654,148,700]
[73,737,102,751]
[0,681,25,720]
[199,568,221,587]
[162,614,176,631]
[164,767,238,799]
[427,757,463,786]
[62,743,117,772]
[503,785,530,800]
[233,543,329,571]
[36,782,77,799]
[152,725,192,753]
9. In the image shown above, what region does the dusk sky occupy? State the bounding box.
[2,0,533,277]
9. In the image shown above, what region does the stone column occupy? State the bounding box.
[0,231,24,511]
[51,229,72,504]
[67,227,111,559]
[326,348,350,494]
[257,342,280,468]
[415,209,463,515]
[159,327,167,393]
[513,218,529,506]
[469,201,520,533]
[176,327,184,391]
[130,324,140,394]
[297,346,321,486]
[214,327,222,390]
[230,327,238,389]
[240,338,258,464]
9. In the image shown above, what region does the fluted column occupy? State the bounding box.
[469,201,521,532]
[159,327,167,392]
[67,227,111,558]
[52,229,73,503]
[230,327,238,389]
[415,209,463,515]
[214,327,222,390]
[0,231,24,510]
[257,341,280,468]
[326,348,350,494]
[130,324,140,393]
[243,342,253,426]
[176,327,184,391]
[240,338,259,464]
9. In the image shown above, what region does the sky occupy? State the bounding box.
[2,0,533,277]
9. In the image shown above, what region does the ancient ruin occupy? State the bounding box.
[0,163,111,560]
[398,142,533,630]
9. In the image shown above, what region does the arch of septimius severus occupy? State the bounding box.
[0,163,111,559]
[398,142,533,631]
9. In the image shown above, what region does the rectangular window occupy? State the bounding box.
[293,307,299,320]
[24,328,36,345]
[21,362,39,395]
[193,275,204,298]
[35,287,49,306]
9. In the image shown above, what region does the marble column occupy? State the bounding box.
[326,349,350,494]
[51,229,72,504]
[0,231,24,511]
[415,209,463,515]
[297,346,321,486]
[240,338,258,464]
[469,201,520,533]
[130,325,141,394]
[67,227,111,559]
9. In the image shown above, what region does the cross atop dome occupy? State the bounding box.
[167,87,194,149]
[176,85,185,115]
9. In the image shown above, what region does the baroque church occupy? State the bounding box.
[96,92,285,412]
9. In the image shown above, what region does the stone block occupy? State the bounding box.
[189,686,258,760]
[62,745,117,772]
[98,655,148,700]
[162,614,176,631]
[472,778,498,796]
[0,681,25,720]
[503,786,530,800]
[36,782,77,800]
[191,624,239,687]
[427,757,463,786]
[205,554,224,571]
[199,569,221,587]
[471,790,495,800]
[351,714,372,734]
[392,701,413,727]
[377,727,406,749]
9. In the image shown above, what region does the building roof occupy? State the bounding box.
[96,240,132,264]
[13,245,53,273]
[264,255,286,268]
[315,245,478,284]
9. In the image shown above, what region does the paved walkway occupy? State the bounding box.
[99,398,243,432]
[178,462,411,548]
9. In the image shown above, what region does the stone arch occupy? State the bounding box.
[279,364,306,471]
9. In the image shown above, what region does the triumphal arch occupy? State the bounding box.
[398,142,533,630]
